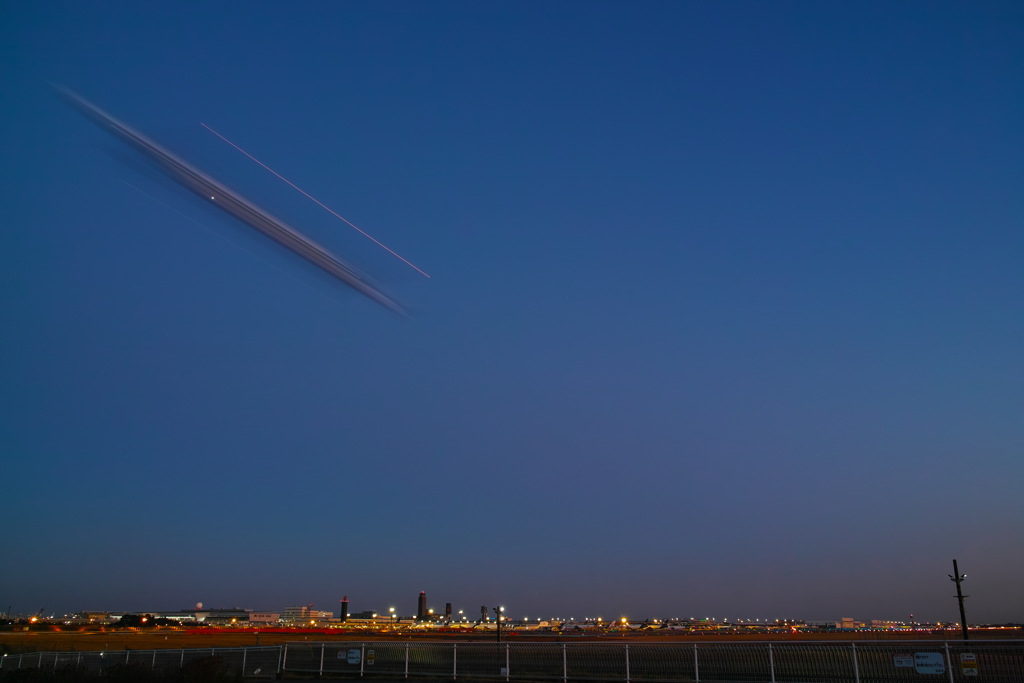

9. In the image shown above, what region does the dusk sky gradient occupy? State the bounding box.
[2,1,1022,624]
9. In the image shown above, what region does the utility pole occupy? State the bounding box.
[494,605,503,643]
[948,559,969,641]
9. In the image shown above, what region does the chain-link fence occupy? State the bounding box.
[0,645,281,678]
[283,640,1023,682]
[2,641,1021,682]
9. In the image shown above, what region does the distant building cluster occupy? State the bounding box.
[64,592,457,628]
[836,618,906,630]
[21,593,976,634]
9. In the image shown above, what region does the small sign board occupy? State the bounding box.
[960,653,978,677]
[915,652,945,675]
[347,649,362,665]
[367,649,375,665]
[893,654,914,668]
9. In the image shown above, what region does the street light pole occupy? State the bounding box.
[948,559,969,641]
[494,606,503,643]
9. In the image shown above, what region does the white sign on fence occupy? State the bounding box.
[347,648,361,665]
[960,652,978,677]
[893,654,914,667]
[914,652,945,675]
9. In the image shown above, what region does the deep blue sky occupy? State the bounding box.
[2,1,1022,624]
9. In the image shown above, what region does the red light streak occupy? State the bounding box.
[201,122,430,279]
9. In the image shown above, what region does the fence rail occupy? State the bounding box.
[284,640,1024,683]
[0,645,282,678]
[2,640,1021,682]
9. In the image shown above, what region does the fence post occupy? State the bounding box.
[453,642,457,680]
[625,644,630,683]
[77,653,81,668]
[278,645,285,675]
[152,650,157,670]
[851,642,860,683]
[405,642,410,679]
[180,649,185,668]
[320,643,325,676]
[360,643,366,677]
[944,642,955,683]
[506,643,510,682]
[769,643,775,683]
[693,644,699,683]
[563,643,567,683]
[241,647,246,676]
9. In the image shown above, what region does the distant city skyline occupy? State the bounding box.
[10,602,997,630]
[4,570,1004,627]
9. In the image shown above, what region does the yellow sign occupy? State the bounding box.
[960,653,978,677]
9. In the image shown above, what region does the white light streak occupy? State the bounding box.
[201,122,430,279]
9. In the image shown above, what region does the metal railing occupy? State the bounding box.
[2,640,1021,682]
[0,645,282,678]
[282,640,1024,682]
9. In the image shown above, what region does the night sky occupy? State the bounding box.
[2,2,1022,624]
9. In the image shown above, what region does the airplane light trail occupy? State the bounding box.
[56,86,406,316]
[200,122,430,279]
[118,178,334,297]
